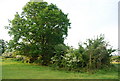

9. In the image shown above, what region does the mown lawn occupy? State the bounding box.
[1,58,119,79]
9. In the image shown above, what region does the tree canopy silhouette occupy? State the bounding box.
[7,2,71,65]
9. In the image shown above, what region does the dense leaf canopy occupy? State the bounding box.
[7,2,70,65]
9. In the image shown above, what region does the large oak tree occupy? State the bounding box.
[7,2,70,65]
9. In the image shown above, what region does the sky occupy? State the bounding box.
[0,0,119,54]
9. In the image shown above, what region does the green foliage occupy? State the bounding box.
[51,44,69,68]
[7,2,70,65]
[54,44,69,55]
[52,46,85,71]
[84,34,116,70]
[51,35,116,72]
[5,0,116,72]
[0,39,7,54]
[33,55,43,64]
[62,48,84,71]
[15,55,24,61]
[2,52,13,58]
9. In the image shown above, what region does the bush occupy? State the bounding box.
[14,55,31,63]
[62,49,84,71]
[33,55,43,64]
[22,56,31,63]
[51,48,84,71]
[51,35,116,72]
[15,55,23,61]
[51,44,69,67]
[2,52,13,58]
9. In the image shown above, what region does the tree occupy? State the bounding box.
[84,34,116,70]
[0,39,7,55]
[7,2,70,65]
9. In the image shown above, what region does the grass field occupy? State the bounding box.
[1,58,119,79]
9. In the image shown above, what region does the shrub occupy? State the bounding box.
[22,56,31,63]
[33,55,43,64]
[14,55,31,63]
[15,55,23,61]
[61,49,84,71]
[2,52,13,58]
[51,44,68,68]
[51,48,84,71]
[51,35,116,72]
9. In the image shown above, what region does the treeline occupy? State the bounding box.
[2,1,116,72]
[2,35,116,72]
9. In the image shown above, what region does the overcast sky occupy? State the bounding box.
[0,0,119,54]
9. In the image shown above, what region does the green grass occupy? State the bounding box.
[1,58,119,79]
